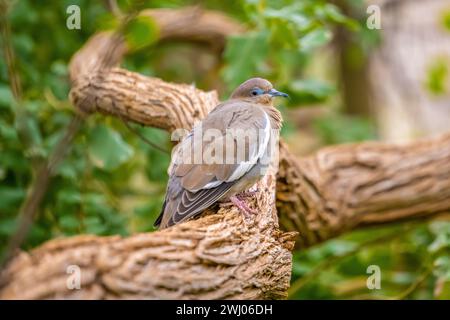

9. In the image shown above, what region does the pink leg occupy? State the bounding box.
[229,195,257,217]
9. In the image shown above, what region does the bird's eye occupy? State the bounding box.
[251,88,262,96]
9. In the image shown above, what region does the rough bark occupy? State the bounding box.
[1,6,449,300]
[277,135,450,248]
[69,67,218,129]
[0,172,296,300]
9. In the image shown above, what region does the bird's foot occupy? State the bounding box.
[229,195,257,217]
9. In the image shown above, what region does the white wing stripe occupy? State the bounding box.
[203,180,222,189]
[226,111,271,182]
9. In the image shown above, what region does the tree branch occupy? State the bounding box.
[277,135,450,248]
[0,172,297,299]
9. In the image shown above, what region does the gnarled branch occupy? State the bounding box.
[277,136,450,248]
[0,172,297,300]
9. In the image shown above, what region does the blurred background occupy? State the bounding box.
[0,0,449,299]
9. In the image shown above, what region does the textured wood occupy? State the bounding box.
[0,173,296,300]
[69,68,218,129]
[277,135,450,248]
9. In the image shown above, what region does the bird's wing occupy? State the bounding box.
[157,177,235,228]
[174,101,270,191]
[156,101,271,228]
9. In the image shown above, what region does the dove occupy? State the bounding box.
[154,78,288,229]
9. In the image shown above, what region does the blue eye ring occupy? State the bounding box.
[251,87,264,96]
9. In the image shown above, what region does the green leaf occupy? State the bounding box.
[264,7,311,31]
[434,256,450,280]
[223,32,269,89]
[267,18,298,49]
[50,61,68,76]
[57,189,82,205]
[22,115,43,149]
[425,59,448,95]
[0,85,14,109]
[263,5,313,49]
[289,79,335,103]
[0,186,26,211]
[88,125,134,171]
[319,4,359,31]
[125,16,159,50]
[59,215,80,230]
[0,119,19,141]
[85,216,107,234]
[96,12,119,31]
[441,10,450,32]
[57,161,80,181]
[429,221,450,236]
[314,114,376,144]
[428,221,450,253]
[0,218,17,237]
[299,29,332,52]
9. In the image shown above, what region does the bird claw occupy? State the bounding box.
[229,195,257,217]
[219,191,258,223]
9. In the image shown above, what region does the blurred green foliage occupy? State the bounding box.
[223,0,358,100]
[425,58,449,96]
[441,10,450,32]
[0,0,448,300]
[0,0,171,251]
[290,221,450,300]
[314,114,376,144]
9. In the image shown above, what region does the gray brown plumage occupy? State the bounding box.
[154,78,288,229]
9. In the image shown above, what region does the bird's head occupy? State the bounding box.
[230,77,289,105]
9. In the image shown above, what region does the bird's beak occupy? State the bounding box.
[268,88,289,98]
